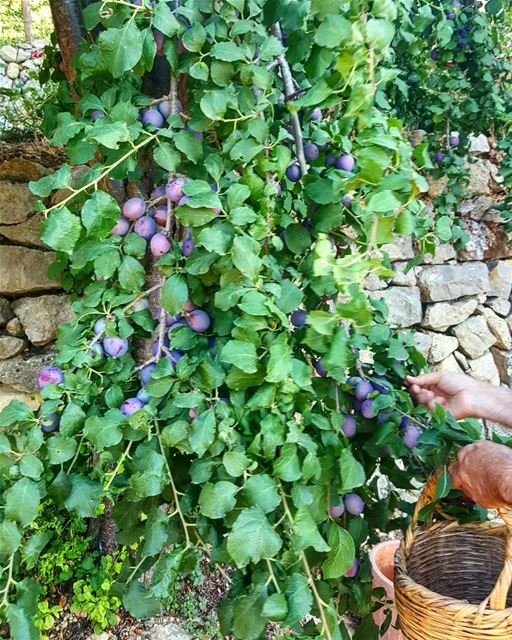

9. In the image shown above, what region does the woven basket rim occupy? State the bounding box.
[395,518,512,615]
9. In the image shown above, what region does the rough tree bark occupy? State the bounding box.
[21,0,33,44]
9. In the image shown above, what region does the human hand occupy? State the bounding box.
[405,372,484,420]
[451,441,512,509]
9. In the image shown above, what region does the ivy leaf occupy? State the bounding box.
[339,448,366,492]
[322,524,355,579]
[292,506,330,552]
[81,191,120,239]
[98,22,143,78]
[162,274,189,315]
[64,474,103,517]
[199,481,238,519]
[227,507,282,568]
[41,207,82,255]
[142,507,169,557]
[242,474,280,513]
[221,340,258,374]
[5,478,40,528]
[83,412,124,450]
[0,400,33,427]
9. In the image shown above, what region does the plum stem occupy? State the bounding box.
[0,555,16,610]
[271,22,308,178]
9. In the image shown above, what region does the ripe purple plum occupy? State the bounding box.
[182,299,196,312]
[399,416,410,430]
[314,360,327,377]
[151,185,166,201]
[133,298,150,312]
[121,397,144,416]
[404,425,422,449]
[336,154,355,172]
[142,109,165,129]
[355,379,373,400]
[189,407,199,420]
[150,233,171,256]
[185,126,203,141]
[136,388,152,405]
[167,349,184,368]
[153,28,164,55]
[134,215,157,239]
[93,317,107,335]
[434,151,445,163]
[361,399,376,419]
[286,163,301,182]
[445,11,456,19]
[377,411,391,424]
[325,154,336,167]
[123,197,146,220]
[329,500,345,518]
[41,413,60,433]
[342,195,352,208]
[341,415,357,438]
[166,178,187,203]
[182,236,195,257]
[431,49,440,60]
[291,309,307,328]
[91,109,104,121]
[37,365,64,389]
[158,100,172,118]
[449,134,460,147]
[186,309,211,333]
[345,558,359,578]
[303,143,319,162]
[154,206,168,226]
[152,337,170,355]
[87,343,104,363]
[344,493,364,515]
[111,216,131,236]
[310,107,322,121]
[103,336,129,358]
[139,363,156,386]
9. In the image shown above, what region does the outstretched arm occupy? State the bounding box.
[405,372,512,429]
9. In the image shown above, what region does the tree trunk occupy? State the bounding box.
[21,0,33,44]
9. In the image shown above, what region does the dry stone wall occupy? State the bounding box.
[0,42,47,90]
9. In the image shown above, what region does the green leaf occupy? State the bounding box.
[200,91,228,121]
[19,455,43,480]
[41,207,82,255]
[47,436,78,464]
[223,451,251,478]
[161,274,189,315]
[262,593,288,622]
[174,130,203,164]
[221,340,258,374]
[199,481,238,519]
[98,22,143,78]
[142,507,169,557]
[322,524,355,579]
[22,530,53,571]
[227,507,282,568]
[292,506,330,552]
[0,400,33,427]
[273,444,302,482]
[81,191,120,239]
[83,413,124,450]
[5,478,40,528]
[50,112,85,146]
[232,236,262,280]
[486,0,503,15]
[60,403,86,437]
[285,573,313,625]
[210,42,246,62]
[6,579,41,640]
[366,18,395,49]
[154,142,181,171]
[294,79,332,108]
[339,448,366,492]
[64,474,103,517]
[89,121,132,149]
[190,60,209,81]
[0,520,22,557]
[175,204,219,227]
[29,165,71,197]
[366,190,401,213]
[314,15,352,48]
[266,334,293,383]
[284,224,311,254]
[119,256,146,292]
[435,468,452,501]
[152,2,180,36]
[122,581,161,620]
[189,408,216,457]
[242,474,280,514]
[198,222,234,255]
[182,23,207,52]
[232,591,267,640]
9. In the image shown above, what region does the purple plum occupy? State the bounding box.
[134,215,157,239]
[336,154,355,172]
[344,493,364,515]
[377,411,391,424]
[121,397,144,416]
[446,11,456,19]
[158,100,172,118]
[178,195,190,206]
[123,197,146,220]
[136,388,152,405]
[154,206,168,226]
[431,49,440,61]
[93,317,107,335]
[404,425,422,449]
[185,126,203,141]
[449,134,460,147]
[37,366,64,389]
[166,177,187,203]
[87,343,104,363]
[342,195,352,208]
[167,349,184,368]
[329,500,345,518]
[361,399,376,419]
[189,407,199,420]
[399,416,410,430]
[103,336,129,358]
[303,143,319,162]
[182,299,196,312]
[186,309,211,333]
[150,233,171,256]
[139,363,156,386]
[142,109,165,128]
[291,309,307,327]
[314,360,327,377]
[345,558,359,578]
[91,109,104,121]
[182,236,195,257]
[41,413,60,433]
[310,107,322,121]
[286,163,301,182]
[151,185,166,200]
[355,380,373,401]
[341,415,357,438]
[111,216,131,236]
[434,151,445,163]
[325,155,337,167]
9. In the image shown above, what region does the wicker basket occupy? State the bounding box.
[395,470,512,639]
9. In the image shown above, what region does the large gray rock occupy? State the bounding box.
[13,295,74,346]
[6,317,24,337]
[432,353,463,375]
[364,273,387,291]
[422,297,478,331]
[0,349,57,393]
[16,48,31,63]
[0,246,60,295]
[391,262,418,286]
[467,351,500,385]
[477,306,512,351]
[487,297,511,317]
[469,134,491,155]
[0,336,26,360]
[418,263,489,302]
[0,214,46,249]
[0,180,38,224]
[0,46,17,63]
[468,159,499,196]
[491,348,512,386]
[453,316,496,359]
[427,333,459,364]
[368,287,422,327]
[421,240,457,265]
[6,63,19,80]
[0,298,14,327]
[459,196,493,221]
[0,384,40,412]
[381,236,414,262]
[413,332,432,359]
[487,260,512,299]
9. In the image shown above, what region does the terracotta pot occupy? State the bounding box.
[370,540,403,640]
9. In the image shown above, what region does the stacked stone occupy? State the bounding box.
[0,42,47,90]
[0,157,73,411]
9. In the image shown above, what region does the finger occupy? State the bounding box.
[414,389,436,405]
[406,372,444,387]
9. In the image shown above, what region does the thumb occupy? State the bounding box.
[450,463,462,491]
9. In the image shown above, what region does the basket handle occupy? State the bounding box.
[406,468,512,610]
